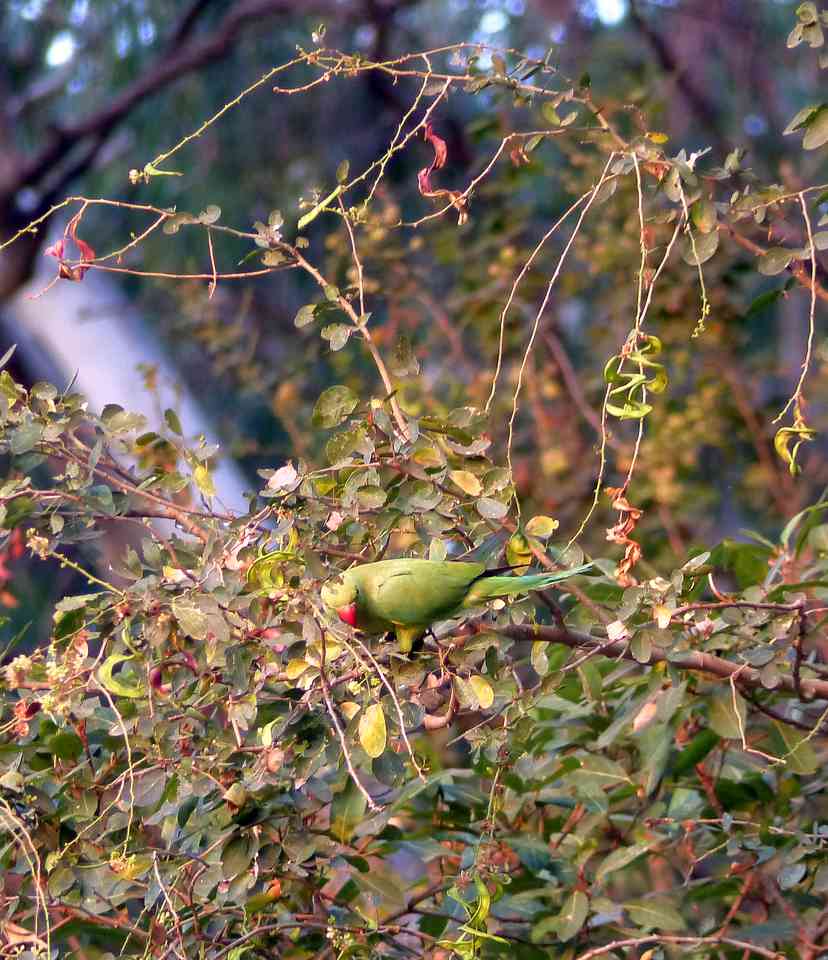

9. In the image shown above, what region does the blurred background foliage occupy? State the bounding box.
[3,3,828,958]
[3,0,827,566]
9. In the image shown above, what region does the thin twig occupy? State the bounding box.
[350,636,426,780]
[318,629,379,811]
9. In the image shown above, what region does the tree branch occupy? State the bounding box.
[628,0,730,158]
[499,623,828,701]
[723,222,828,304]
[164,0,218,55]
[17,0,346,192]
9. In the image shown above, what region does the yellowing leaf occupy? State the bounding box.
[285,658,311,680]
[223,782,247,807]
[469,675,495,710]
[633,700,659,732]
[358,703,387,758]
[110,854,152,880]
[506,531,532,573]
[449,470,482,496]
[652,603,673,629]
[324,637,343,659]
[531,640,549,676]
[193,463,216,498]
[97,654,143,699]
[606,620,629,641]
[525,515,559,539]
[340,701,360,721]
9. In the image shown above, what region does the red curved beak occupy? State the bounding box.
[337,603,357,627]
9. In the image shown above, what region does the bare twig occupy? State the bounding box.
[318,629,379,811]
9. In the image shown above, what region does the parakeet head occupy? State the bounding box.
[320,575,358,626]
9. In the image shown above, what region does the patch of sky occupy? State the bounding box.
[45,31,76,67]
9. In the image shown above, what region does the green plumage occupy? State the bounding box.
[320,558,591,652]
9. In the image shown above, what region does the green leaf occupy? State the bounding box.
[476,497,509,520]
[624,896,685,931]
[171,598,209,640]
[672,729,720,774]
[358,703,387,759]
[556,890,589,941]
[47,731,83,761]
[783,103,821,135]
[312,385,358,428]
[330,780,368,843]
[606,399,653,419]
[542,102,561,125]
[803,106,828,148]
[691,197,717,234]
[708,689,746,739]
[506,531,532,571]
[595,843,649,885]
[390,335,420,376]
[667,786,705,819]
[10,420,42,455]
[531,640,549,676]
[745,287,785,317]
[294,304,316,328]
[336,159,350,183]
[357,486,387,509]
[420,914,449,938]
[681,228,719,265]
[630,632,652,663]
[320,323,351,351]
[222,836,253,878]
[757,247,794,276]
[593,178,618,205]
[770,720,819,774]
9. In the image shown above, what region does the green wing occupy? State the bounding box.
[464,563,593,604]
[355,559,485,627]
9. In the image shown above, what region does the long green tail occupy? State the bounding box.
[465,562,592,604]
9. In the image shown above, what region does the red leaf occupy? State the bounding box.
[44,211,96,282]
[417,121,469,225]
[424,122,447,170]
[74,237,95,262]
[44,238,65,260]
[418,167,433,194]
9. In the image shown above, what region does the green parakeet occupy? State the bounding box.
[320,558,591,652]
